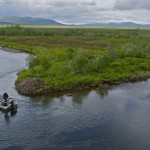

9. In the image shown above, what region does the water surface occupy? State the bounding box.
[0,48,150,150]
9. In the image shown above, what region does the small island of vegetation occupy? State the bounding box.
[0,26,150,95]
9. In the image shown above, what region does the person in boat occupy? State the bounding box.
[3,93,9,106]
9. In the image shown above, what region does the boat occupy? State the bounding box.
[0,98,18,111]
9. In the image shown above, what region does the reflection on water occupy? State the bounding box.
[31,87,109,106]
[3,110,17,123]
[0,48,150,150]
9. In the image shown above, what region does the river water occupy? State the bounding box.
[0,48,150,150]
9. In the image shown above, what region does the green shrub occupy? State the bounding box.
[69,49,93,73]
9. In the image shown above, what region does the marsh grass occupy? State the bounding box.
[0,26,150,90]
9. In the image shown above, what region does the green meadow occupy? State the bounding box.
[0,26,150,91]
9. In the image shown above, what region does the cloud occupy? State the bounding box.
[0,0,150,24]
[114,0,150,10]
[0,0,107,21]
[0,0,98,16]
[32,0,97,8]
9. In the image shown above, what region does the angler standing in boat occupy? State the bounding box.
[3,93,9,106]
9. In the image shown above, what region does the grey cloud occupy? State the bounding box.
[47,1,77,7]
[37,0,96,7]
[81,0,97,6]
[0,0,4,3]
[0,0,4,6]
[114,0,150,10]
[0,0,98,19]
[0,0,150,24]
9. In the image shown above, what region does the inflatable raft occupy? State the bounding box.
[0,99,18,111]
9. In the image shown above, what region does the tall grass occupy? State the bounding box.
[0,25,150,38]
[0,26,150,90]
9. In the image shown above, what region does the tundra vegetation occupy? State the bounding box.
[0,26,150,94]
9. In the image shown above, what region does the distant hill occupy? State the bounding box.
[83,22,150,28]
[1,16,150,28]
[0,16,64,26]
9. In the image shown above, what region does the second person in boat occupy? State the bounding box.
[3,93,9,106]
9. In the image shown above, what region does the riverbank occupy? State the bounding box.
[14,72,150,95]
[14,51,150,95]
[0,26,150,95]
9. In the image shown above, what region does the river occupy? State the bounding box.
[0,48,150,150]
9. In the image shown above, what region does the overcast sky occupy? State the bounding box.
[0,0,150,24]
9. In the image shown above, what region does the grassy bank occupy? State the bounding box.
[0,26,150,94]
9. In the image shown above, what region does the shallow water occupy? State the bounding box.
[0,48,150,150]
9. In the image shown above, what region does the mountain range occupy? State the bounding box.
[0,16,150,28]
[0,16,63,26]
[82,22,150,28]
